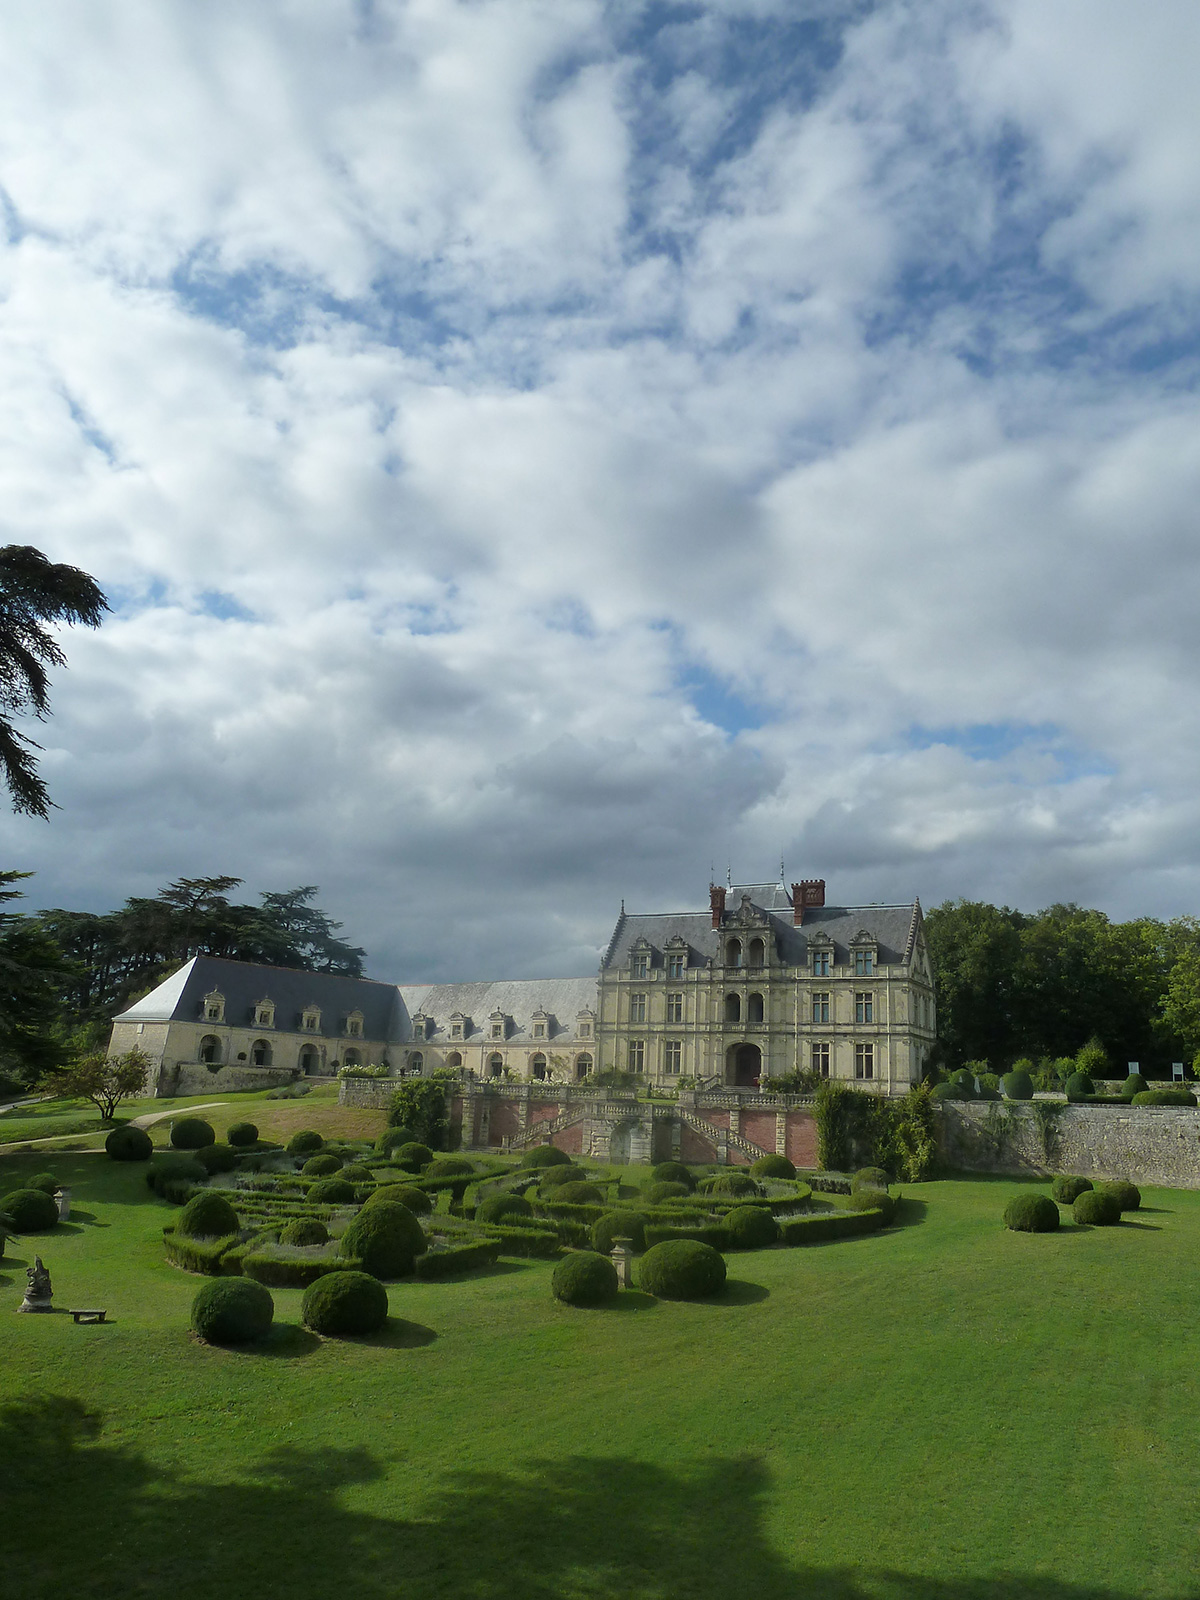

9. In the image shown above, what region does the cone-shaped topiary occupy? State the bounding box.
[341,1200,426,1278]
[750,1154,796,1180]
[1099,1180,1141,1212]
[722,1205,780,1249]
[524,1144,572,1169]
[1,1187,59,1231]
[196,1144,238,1175]
[302,1154,342,1177]
[478,1193,534,1224]
[548,1182,605,1205]
[650,1161,695,1190]
[287,1130,324,1155]
[28,1172,58,1195]
[308,1178,356,1205]
[537,1164,586,1193]
[177,1190,239,1239]
[191,1277,274,1344]
[170,1118,216,1150]
[1074,1188,1121,1225]
[1001,1069,1035,1100]
[280,1218,330,1247]
[395,1142,433,1167]
[424,1157,474,1178]
[1050,1176,1093,1205]
[364,1183,432,1216]
[645,1181,691,1205]
[227,1121,258,1147]
[1004,1194,1060,1232]
[302,1270,389,1336]
[1066,1072,1096,1102]
[639,1239,727,1300]
[106,1124,153,1162]
[590,1210,648,1254]
[552,1250,619,1306]
[850,1167,890,1193]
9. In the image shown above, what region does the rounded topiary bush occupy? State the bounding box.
[548,1182,605,1206]
[590,1210,648,1255]
[950,1068,977,1097]
[1074,1188,1122,1226]
[177,1190,240,1238]
[341,1163,375,1183]
[148,1155,207,1198]
[28,1172,58,1196]
[1120,1074,1148,1101]
[1050,1175,1093,1205]
[645,1181,691,1205]
[1132,1088,1198,1106]
[307,1178,356,1205]
[750,1154,796,1181]
[302,1269,389,1336]
[280,1218,330,1247]
[365,1183,432,1216]
[524,1144,572,1169]
[1099,1180,1142,1213]
[196,1144,239,1175]
[1001,1069,1035,1101]
[341,1200,426,1278]
[851,1167,890,1194]
[1,1187,59,1232]
[395,1142,433,1168]
[424,1157,474,1178]
[650,1161,695,1190]
[639,1239,727,1300]
[191,1277,274,1344]
[106,1124,153,1162]
[707,1171,758,1198]
[477,1193,534,1225]
[847,1190,898,1222]
[302,1153,343,1177]
[930,1081,962,1101]
[1065,1071,1096,1103]
[227,1121,258,1147]
[722,1205,780,1249]
[287,1130,324,1155]
[537,1164,586,1193]
[1004,1194,1060,1233]
[552,1250,619,1307]
[170,1117,216,1150]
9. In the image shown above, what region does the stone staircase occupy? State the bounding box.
[678,1109,765,1163]
[504,1104,587,1151]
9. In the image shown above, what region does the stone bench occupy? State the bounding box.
[71,1309,107,1324]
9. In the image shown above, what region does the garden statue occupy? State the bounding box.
[19,1255,54,1313]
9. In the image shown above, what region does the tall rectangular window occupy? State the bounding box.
[667,953,685,979]
[811,992,829,1024]
[811,950,830,977]
[854,951,874,976]
[811,1042,830,1077]
[631,953,649,979]
[855,1043,874,1079]
[628,1039,645,1073]
[664,1040,682,1075]
[666,992,683,1023]
[855,992,874,1024]
[629,993,647,1024]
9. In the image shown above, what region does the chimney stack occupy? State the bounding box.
[710,884,726,929]
[791,879,826,923]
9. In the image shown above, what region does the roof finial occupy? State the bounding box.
[620,898,625,914]
[726,862,732,890]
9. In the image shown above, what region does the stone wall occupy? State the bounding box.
[159,1061,296,1097]
[336,1077,396,1109]
[939,1101,1200,1189]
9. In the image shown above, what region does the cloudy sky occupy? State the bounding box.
[0,0,1198,981]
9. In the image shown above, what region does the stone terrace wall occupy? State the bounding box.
[160,1061,295,1097]
[940,1101,1200,1189]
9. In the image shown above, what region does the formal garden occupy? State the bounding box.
[3,1086,1200,1600]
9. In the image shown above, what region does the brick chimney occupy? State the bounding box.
[709,884,726,929]
[791,879,826,923]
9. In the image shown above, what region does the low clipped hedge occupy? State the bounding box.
[341,1201,426,1277]
[591,1210,648,1254]
[280,1218,330,1246]
[1098,1180,1142,1213]
[302,1270,389,1336]
[650,1161,695,1190]
[302,1153,343,1177]
[191,1277,274,1343]
[524,1144,572,1169]
[365,1183,432,1216]
[106,1124,153,1162]
[644,1181,691,1205]
[1004,1194,1060,1232]
[779,1209,888,1245]
[196,1144,239,1176]
[1132,1089,1198,1107]
[1,1187,59,1232]
[170,1117,216,1151]
[227,1121,258,1147]
[477,1193,534,1225]
[475,1222,561,1257]
[424,1157,474,1179]
[722,1205,780,1249]
[287,1130,324,1155]
[1074,1189,1122,1225]
[307,1178,356,1205]
[242,1250,362,1289]
[750,1154,796,1180]
[177,1190,240,1239]
[639,1239,726,1300]
[164,1228,240,1275]
[850,1167,890,1194]
[416,1241,502,1279]
[1050,1176,1093,1205]
[552,1250,619,1307]
[395,1142,434,1167]
[1001,1069,1034,1100]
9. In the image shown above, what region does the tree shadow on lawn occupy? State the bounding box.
[0,1395,1183,1600]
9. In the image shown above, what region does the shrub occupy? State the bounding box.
[930,1082,962,1101]
[177,1191,240,1239]
[1099,1180,1142,1213]
[537,1165,586,1193]
[1065,1072,1096,1103]
[341,1201,426,1278]
[0,1187,59,1232]
[850,1167,889,1193]
[307,1178,356,1205]
[750,1154,796,1181]
[227,1121,258,1147]
[1132,1089,1198,1106]
[395,1142,433,1168]
[1001,1069,1035,1101]
[376,1126,416,1154]
[302,1154,343,1177]
[779,1210,888,1245]
[639,1239,727,1300]
[26,1172,57,1197]
[424,1157,474,1178]
[242,1251,358,1289]
[196,1144,239,1175]
[148,1155,207,1196]
[478,1193,534,1225]
[164,1229,239,1275]
[280,1218,331,1246]
[106,1124,153,1162]
[365,1183,432,1216]
[552,1250,619,1307]
[1074,1189,1122,1225]
[416,1241,502,1279]
[1050,1176,1093,1204]
[287,1130,324,1155]
[590,1210,648,1255]
[706,1171,758,1198]
[1120,1074,1148,1100]
[722,1205,780,1249]
[191,1277,273,1343]
[1075,1036,1110,1079]
[847,1190,899,1223]
[645,1181,691,1205]
[548,1182,605,1205]
[950,1068,976,1096]
[523,1144,572,1169]
[170,1117,216,1150]
[302,1270,389,1336]
[341,1163,375,1183]
[650,1161,695,1190]
[1004,1194,1060,1233]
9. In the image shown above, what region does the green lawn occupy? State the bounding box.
[2,1142,1199,1600]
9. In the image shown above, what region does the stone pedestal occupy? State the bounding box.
[55,1187,71,1221]
[610,1241,634,1288]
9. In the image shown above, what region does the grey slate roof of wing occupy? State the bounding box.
[115,956,405,1040]
[396,977,598,1044]
[602,888,919,970]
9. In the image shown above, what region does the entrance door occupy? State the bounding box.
[730,1043,761,1086]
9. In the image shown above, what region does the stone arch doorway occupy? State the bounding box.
[299,1045,321,1076]
[609,1116,652,1165]
[728,1042,761,1087]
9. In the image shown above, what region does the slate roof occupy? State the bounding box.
[602,885,920,971]
[396,978,598,1045]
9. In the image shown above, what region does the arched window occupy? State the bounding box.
[748,993,764,1023]
[724,993,741,1023]
[409,1052,424,1073]
[726,938,743,968]
[531,1054,547,1081]
[251,1039,272,1066]
[446,1051,462,1068]
[749,937,765,967]
[199,1035,221,1064]
[342,1048,361,1068]
[487,1053,503,1077]
[575,1053,593,1079]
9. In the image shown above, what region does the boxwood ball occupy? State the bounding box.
[722,1205,780,1249]
[106,1124,153,1162]
[750,1154,796,1180]
[191,1278,274,1344]
[1003,1194,1060,1232]
[638,1239,727,1300]
[170,1117,216,1150]
[1050,1176,1093,1205]
[477,1193,533,1224]
[1074,1189,1122,1226]
[650,1161,696,1190]
[364,1183,432,1216]
[287,1130,324,1155]
[552,1251,619,1306]
[0,1187,59,1232]
[177,1190,239,1239]
[227,1121,258,1147]
[524,1144,572,1169]
[341,1200,426,1277]
[302,1270,389,1336]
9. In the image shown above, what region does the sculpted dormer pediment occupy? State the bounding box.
[732,893,768,928]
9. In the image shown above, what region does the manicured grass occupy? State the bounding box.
[2,1147,1199,1599]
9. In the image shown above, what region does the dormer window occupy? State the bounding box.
[411,1012,429,1042]
[344,1009,363,1038]
[254,996,275,1028]
[490,1011,509,1040]
[301,1006,321,1033]
[449,1012,470,1041]
[202,990,225,1023]
[810,937,834,978]
[630,943,650,980]
[851,932,877,977]
[577,1008,595,1039]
